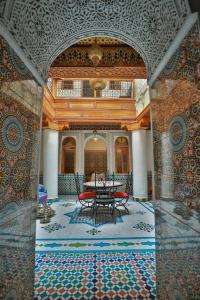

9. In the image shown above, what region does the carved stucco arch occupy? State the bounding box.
[48,29,149,75]
[1,0,190,81]
[84,134,107,148]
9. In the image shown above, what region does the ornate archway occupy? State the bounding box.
[61,137,76,174]
[84,135,107,181]
[0,0,190,80]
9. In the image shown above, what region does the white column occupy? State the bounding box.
[161,132,174,198]
[78,132,84,174]
[43,129,59,199]
[106,132,113,173]
[132,130,148,199]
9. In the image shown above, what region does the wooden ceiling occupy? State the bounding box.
[50,37,146,76]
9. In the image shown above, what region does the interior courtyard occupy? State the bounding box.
[0,1,200,300]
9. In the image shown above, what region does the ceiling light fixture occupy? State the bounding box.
[93,129,98,141]
[88,37,107,92]
[89,78,107,91]
[88,38,103,67]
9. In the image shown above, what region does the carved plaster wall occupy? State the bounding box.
[0,0,190,81]
[151,21,200,299]
[0,35,43,299]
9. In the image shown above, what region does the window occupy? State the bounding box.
[109,80,121,90]
[61,137,76,174]
[62,80,73,90]
[57,79,132,98]
[115,136,129,174]
[82,80,94,97]
[47,78,53,93]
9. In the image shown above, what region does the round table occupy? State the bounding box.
[84,181,124,222]
[84,180,123,189]
[84,181,123,199]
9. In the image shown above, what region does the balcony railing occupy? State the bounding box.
[57,79,133,99]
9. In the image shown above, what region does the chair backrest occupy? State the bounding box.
[74,172,81,195]
[125,172,132,195]
[97,172,105,181]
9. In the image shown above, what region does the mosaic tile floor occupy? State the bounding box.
[35,251,156,300]
[34,197,156,299]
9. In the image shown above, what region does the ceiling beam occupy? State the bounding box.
[49,66,147,79]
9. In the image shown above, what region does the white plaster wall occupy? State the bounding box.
[146,130,153,172]
[59,130,131,175]
[39,134,43,175]
[132,130,148,199]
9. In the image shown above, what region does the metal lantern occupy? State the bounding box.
[88,42,103,67]
[89,78,107,91]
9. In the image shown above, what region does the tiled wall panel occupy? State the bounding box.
[0,36,43,299]
[151,22,200,299]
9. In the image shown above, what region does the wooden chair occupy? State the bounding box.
[112,172,132,215]
[74,172,96,211]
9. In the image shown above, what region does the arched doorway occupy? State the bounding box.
[61,137,76,174]
[115,136,130,174]
[84,137,107,182]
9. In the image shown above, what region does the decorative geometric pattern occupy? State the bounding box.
[0,247,36,300]
[36,199,155,252]
[41,223,66,233]
[0,35,42,300]
[86,228,101,236]
[34,251,156,300]
[9,47,29,76]
[58,174,85,195]
[48,67,147,79]
[169,115,187,152]
[133,222,155,232]
[155,248,200,299]
[49,66,147,80]
[0,0,190,80]
[2,116,24,152]
[52,45,144,67]
[11,160,30,192]
[163,49,181,76]
[65,208,123,227]
[36,240,156,250]
[151,22,200,299]
[58,174,133,195]
[68,124,121,131]
[0,160,10,196]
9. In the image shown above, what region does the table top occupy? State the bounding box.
[84,180,123,188]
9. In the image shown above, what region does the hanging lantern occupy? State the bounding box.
[88,41,103,67]
[89,78,107,91]
[93,129,98,141]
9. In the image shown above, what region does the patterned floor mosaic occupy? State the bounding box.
[64,207,123,227]
[35,196,156,299]
[35,251,156,300]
